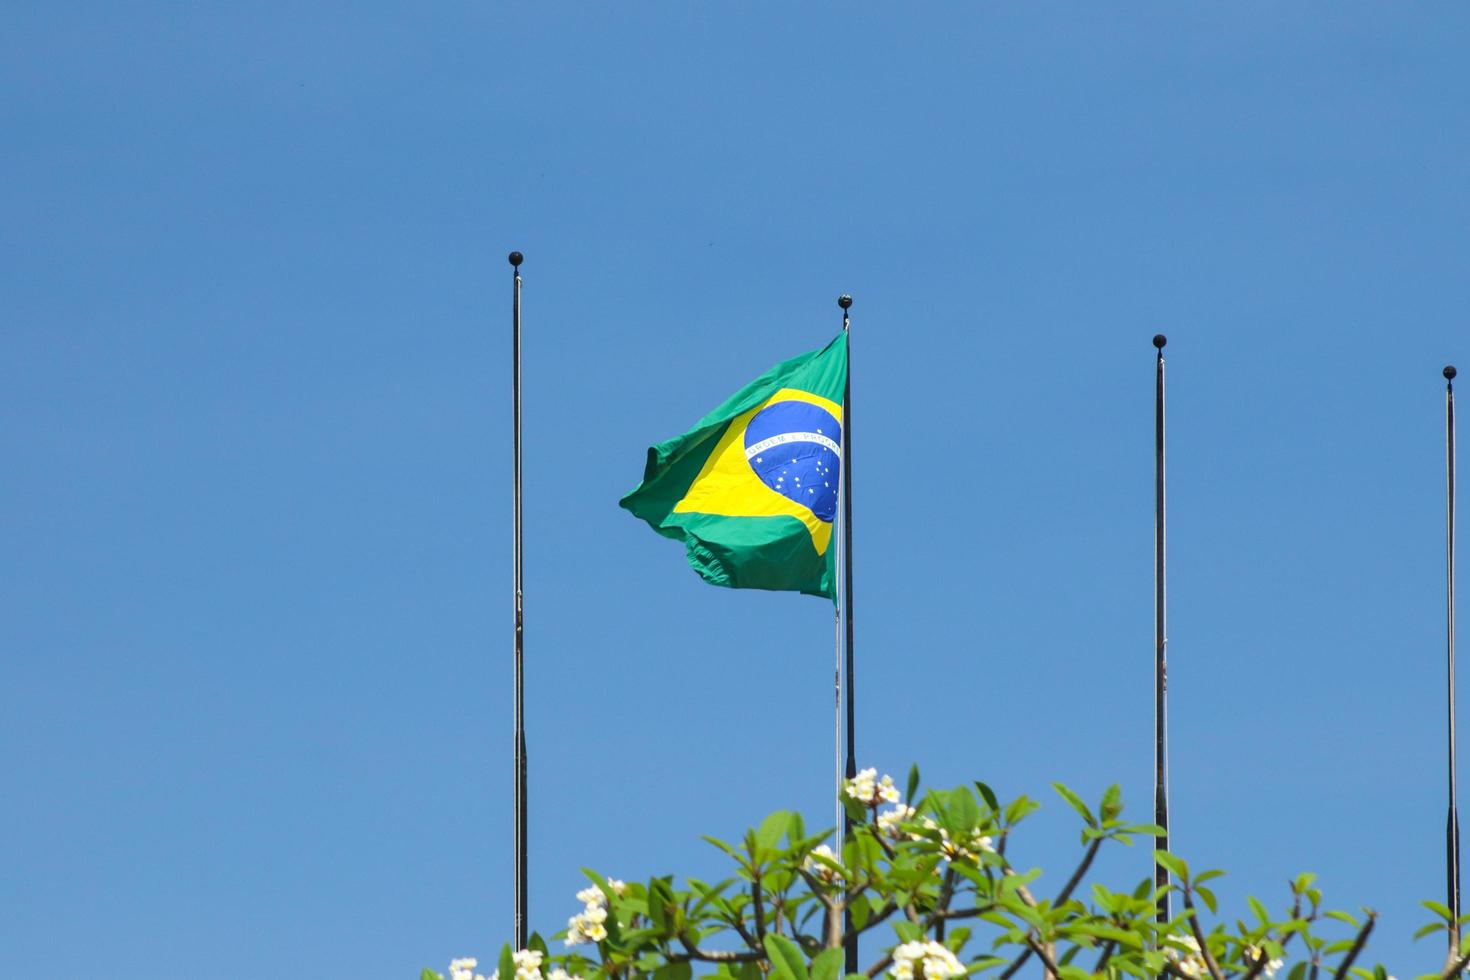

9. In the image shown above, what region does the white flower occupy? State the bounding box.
[877,804,917,838]
[1164,937,1205,979]
[565,909,607,946]
[450,958,479,980]
[565,881,614,946]
[804,843,844,882]
[606,878,627,896]
[484,949,543,980]
[845,768,878,802]
[547,970,583,980]
[890,940,964,980]
[845,768,901,807]
[1243,945,1283,979]
[915,816,994,862]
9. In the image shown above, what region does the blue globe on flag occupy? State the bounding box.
[743,400,842,523]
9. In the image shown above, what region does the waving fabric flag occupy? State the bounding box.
[620,333,848,599]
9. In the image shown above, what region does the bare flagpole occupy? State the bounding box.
[1448,364,1460,970]
[510,250,528,950]
[1153,334,1171,925]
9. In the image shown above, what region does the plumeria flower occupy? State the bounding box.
[486,949,544,980]
[566,882,614,946]
[565,909,608,946]
[877,804,917,839]
[547,970,584,980]
[1164,936,1205,979]
[804,843,844,883]
[889,940,965,980]
[845,767,901,807]
[605,878,627,897]
[916,816,994,862]
[450,958,487,980]
[1243,944,1284,979]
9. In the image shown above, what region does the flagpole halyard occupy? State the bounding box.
[1153,334,1170,926]
[1448,364,1460,970]
[511,250,529,950]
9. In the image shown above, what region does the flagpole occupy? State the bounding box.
[1447,363,1460,968]
[1153,334,1170,925]
[838,294,859,974]
[510,250,528,950]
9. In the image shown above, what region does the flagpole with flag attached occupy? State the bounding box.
[510,250,528,950]
[1153,334,1170,925]
[1447,363,1460,968]
[838,294,858,974]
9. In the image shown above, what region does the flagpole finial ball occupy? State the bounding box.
[838,295,853,310]
[508,251,523,267]
[1447,365,1458,381]
[1153,334,1167,350]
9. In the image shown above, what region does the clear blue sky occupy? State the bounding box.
[4,3,1468,976]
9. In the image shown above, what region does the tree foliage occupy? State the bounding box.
[426,766,1470,980]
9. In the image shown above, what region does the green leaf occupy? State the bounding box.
[1248,896,1270,926]
[756,811,792,854]
[763,934,810,980]
[1100,784,1123,821]
[1325,910,1359,927]
[1153,850,1188,882]
[647,877,670,931]
[422,971,445,980]
[810,948,843,980]
[949,787,981,832]
[703,836,743,862]
[1053,783,1097,827]
[787,812,806,849]
[1414,923,1443,940]
[738,962,763,980]
[1425,900,1455,921]
[974,781,1000,811]
[907,764,922,804]
[1004,795,1040,826]
[498,945,516,980]
[894,921,925,943]
[1196,886,1217,915]
[1193,870,1225,885]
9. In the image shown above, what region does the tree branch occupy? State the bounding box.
[672,935,764,964]
[1054,837,1102,906]
[752,875,766,946]
[1330,913,1375,980]
[1180,890,1226,980]
[1441,947,1470,980]
[1024,936,1062,980]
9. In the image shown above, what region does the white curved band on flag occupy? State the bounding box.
[745,431,841,460]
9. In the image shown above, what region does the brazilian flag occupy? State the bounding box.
[621,333,848,599]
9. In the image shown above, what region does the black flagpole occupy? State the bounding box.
[511,250,528,950]
[840,294,858,975]
[1448,364,1460,968]
[1153,334,1171,925]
